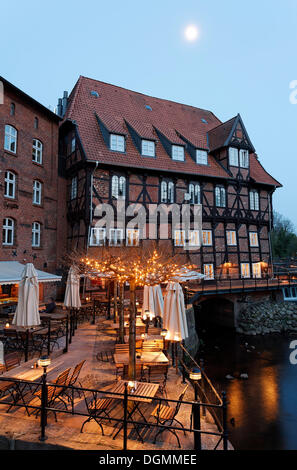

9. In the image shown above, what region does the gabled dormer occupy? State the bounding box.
[154,127,186,162]
[95,113,127,153]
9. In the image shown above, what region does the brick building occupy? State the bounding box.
[0,77,67,300]
[58,75,281,283]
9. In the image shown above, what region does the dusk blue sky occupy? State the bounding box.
[2,0,297,227]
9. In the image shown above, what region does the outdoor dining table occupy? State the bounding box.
[123,334,163,343]
[113,350,169,366]
[105,379,159,442]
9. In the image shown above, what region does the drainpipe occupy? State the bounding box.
[82,161,99,297]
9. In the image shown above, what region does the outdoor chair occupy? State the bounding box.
[5,352,20,371]
[122,364,147,381]
[151,384,188,448]
[142,341,162,352]
[62,360,86,403]
[80,389,115,436]
[147,364,169,396]
[147,327,162,335]
[33,368,71,421]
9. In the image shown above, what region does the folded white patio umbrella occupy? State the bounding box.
[0,341,4,365]
[12,263,40,327]
[64,266,81,308]
[141,285,164,318]
[163,282,188,341]
[171,267,205,283]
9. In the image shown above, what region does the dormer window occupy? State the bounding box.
[229,147,239,166]
[196,149,208,165]
[141,139,155,157]
[172,145,184,161]
[110,134,125,152]
[239,149,249,168]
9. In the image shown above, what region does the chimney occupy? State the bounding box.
[57,98,63,117]
[56,91,68,118]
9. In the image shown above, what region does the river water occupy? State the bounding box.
[197,327,297,450]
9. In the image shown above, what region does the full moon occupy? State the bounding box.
[184,24,199,42]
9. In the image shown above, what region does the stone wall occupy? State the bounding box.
[236,300,297,335]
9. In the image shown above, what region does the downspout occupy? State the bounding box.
[82,161,99,297]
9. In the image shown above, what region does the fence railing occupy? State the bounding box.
[0,372,229,451]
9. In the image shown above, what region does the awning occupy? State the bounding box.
[0,261,62,285]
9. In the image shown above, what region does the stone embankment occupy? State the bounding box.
[236,301,297,335]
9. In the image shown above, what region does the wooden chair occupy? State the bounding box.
[80,390,115,435]
[34,368,71,421]
[5,352,20,371]
[63,360,86,402]
[142,340,162,352]
[147,327,161,335]
[122,364,147,381]
[114,344,129,354]
[151,385,188,448]
[147,364,169,396]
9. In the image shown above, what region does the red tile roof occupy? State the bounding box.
[64,75,281,186]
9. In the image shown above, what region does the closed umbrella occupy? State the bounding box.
[12,263,40,328]
[163,282,188,341]
[142,285,164,318]
[64,266,81,308]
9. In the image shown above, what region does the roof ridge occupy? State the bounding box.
[208,114,238,133]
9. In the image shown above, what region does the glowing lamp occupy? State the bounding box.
[38,356,51,369]
[173,333,181,342]
[5,323,10,329]
[161,328,168,337]
[189,367,202,381]
[128,381,137,392]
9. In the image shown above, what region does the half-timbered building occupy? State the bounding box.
[58,75,281,282]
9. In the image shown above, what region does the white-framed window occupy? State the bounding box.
[189,183,201,204]
[71,176,78,200]
[32,222,41,247]
[196,149,208,165]
[189,230,200,246]
[4,171,16,199]
[249,232,259,247]
[283,287,297,301]
[250,190,259,211]
[141,140,155,157]
[33,180,42,205]
[161,180,174,203]
[172,145,184,161]
[109,228,124,246]
[202,230,212,246]
[111,175,126,199]
[4,125,17,153]
[3,218,14,246]
[241,263,250,278]
[89,227,106,246]
[226,230,237,246]
[32,139,43,164]
[215,186,226,207]
[239,149,249,168]
[110,134,125,152]
[204,264,214,279]
[229,147,239,166]
[252,262,261,278]
[126,229,140,246]
[174,230,186,246]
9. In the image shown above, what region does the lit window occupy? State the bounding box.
[172,145,184,161]
[126,229,140,246]
[4,125,17,153]
[32,139,43,164]
[3,218,14,246]
[250,190,259,211]
[71,176,78,200]
[109,228,123,246]
[189,230,200,246]
[239,149,249,168]
[188,183,201,204]
[226,230,237,246]
[229,147,239,166]
[33,180,42,205]
[202,230,212,246]
[174,230,186,246]
[215,186,226,207]
[204,264,214,279]
[241,263,250,278]
[252,262,261,278]
[196,150,208,165]
[161,180,174,203]
[4,171,16,199]
[141,140,155,157]
[111,175,126,199]
[32,222,41,247]
[249,232,259,247]
[90,227,106,246]
[110,134,125,152]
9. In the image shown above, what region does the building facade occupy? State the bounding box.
[58,76,281,281]
[0,77,67,299]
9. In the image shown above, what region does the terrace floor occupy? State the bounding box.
[0,317,231,451]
